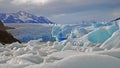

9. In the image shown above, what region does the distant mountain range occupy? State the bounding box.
[0,11,54,24]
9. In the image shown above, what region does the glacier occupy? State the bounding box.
[0,20,120,68]
[6,23,55,42]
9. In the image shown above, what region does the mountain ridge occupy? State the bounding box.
[0,11,54,24]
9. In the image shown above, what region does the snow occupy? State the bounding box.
[8,54,44,64]
[0,39,120,68]
[26,54,120,68]
[0,64,28,68]
[8,42,25,49]
[1,20,120,68]
[45,50,79,63]
[0,11,54,24]
[19,15,33,22]
[95,48,120,58]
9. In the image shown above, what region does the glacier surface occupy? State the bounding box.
[0,20,120,68]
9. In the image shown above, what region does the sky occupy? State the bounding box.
[0,0,120,24]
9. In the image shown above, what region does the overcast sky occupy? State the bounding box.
[0,0,120,24]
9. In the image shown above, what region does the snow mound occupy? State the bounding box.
[96,48,120,59]
[45,50,79,63]
[0,64,28,68]
[26,54,120,68]
[8,42,25,49]
[8,54,44,64]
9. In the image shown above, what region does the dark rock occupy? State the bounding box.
[0,20,20,44]
[0,20,5,30]
[110,17,120,22]
[0,30,21,44]
[5,26,15,30]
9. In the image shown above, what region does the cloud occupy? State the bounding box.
[0,0,3,2]
[11,0,54,5]
[0,0,120,23]
[112,9,120,18]
[1,0,120,15]
[49,9,115,24]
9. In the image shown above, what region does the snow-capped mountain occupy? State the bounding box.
[0,11,54,24]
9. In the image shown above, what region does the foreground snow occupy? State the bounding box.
[0,41,120,68]
[26,54,120,68]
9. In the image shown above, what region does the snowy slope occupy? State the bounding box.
[0,11,54,24]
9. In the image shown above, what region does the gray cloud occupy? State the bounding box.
[0,0,120,23]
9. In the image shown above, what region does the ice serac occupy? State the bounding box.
[88,25,118,43]
[99,20,120,49]
[100,30,120,49]
[90,19,120,43]
[92,22,105,29]
[52,24,88,41]
[69,26,88,39]
[52,24,73,41]
[0,11,54,24]
[51,24,106,48]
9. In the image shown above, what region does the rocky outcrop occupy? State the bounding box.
[111,17,120,22]
[0,20,5,30]
[0,20,20,44]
